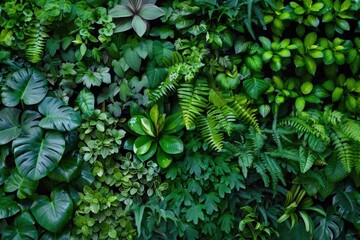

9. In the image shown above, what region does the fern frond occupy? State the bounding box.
[197,115,224,151]
[162,51,185,67]
[26,22,49,63]
[267,149,300,162]
[231,95,261,134]
[178,78,209,130]
[340,119,360,142]
[331,129,354,173]
[262,154,285,191]
[254,161,270,188]
[207,105,236,135]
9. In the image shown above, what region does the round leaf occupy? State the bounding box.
[31,189,74,233]
[134,135,154,155]
[157,148,172,168]
[1,68,48,107]
[159,135,184,154]
[13,128,65,180]
[0,108,22,145]
[38,97,81,132]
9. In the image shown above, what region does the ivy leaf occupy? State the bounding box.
[218,213,234,234]
[76,88,95,117]
[0,108,22,145]
[39,97,81,132]
[185,204,205,224]
[243,78,270,99]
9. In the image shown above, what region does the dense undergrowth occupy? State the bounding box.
[0,0,360,239]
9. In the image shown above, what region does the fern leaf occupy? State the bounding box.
[231,95,261,134]
[299,146,316,173]
[340,119,360,142]
[207,106,236,135]
[331,130,354,172]
[197,115,224,151]
[254,161,270,188]
[324,156,349,183]
[262,154,285,190]
[26,22,49,63]
[178,78,209,130]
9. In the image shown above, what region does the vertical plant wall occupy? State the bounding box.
[0,0,360,239]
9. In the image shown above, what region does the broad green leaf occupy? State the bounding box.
[132,15,147,37]
[150,104,159,126]
[314,213,343,240]
[21,110,41,134]
[163,112,184,134]
[157,147,172,168]
[308,50,323,58]
[137,141,157,161]
[48,155,82,183]
[76,88,95,117]
[0,196,20,219]
[31,189,74,233]
[146,64,167,88]
[114,19,133,33]
[13,128,65,180]
[129,116,148,135]
[1,68,48,107]
[133,135,153,155]
[159,135,183,154]
[141,117,156,137]
[304,32,317,48]
[259,36,271,50]
[4,169,39,199]
[123,47,141,72]
[109,5,133,18]
[323,49,334,65]
[40,229,71,240]
[2,212,38,240]
[304,56,317,75]
[38,97,81,132]
[133,204,145,237]
[139,4,164,20]
[0,108,22,145]
[152,41,173,66]
[245,55,263,72]
[243,78,270,99]
[185,204,204,224]
[149,26,174,39]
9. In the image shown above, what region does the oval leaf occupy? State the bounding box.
[0,108,22,145]
[137,141,157,161]
[157,148,172,168]
[38,97,81,132]
[13,128,65,180]
[134,135,153,155]
[243,78,270,100]
[132,15,147,37]
[31,189,74,233]
[1,68,48,107]
[139,4,165,20]
[159,135,184,154]
[76,88,95,117]
[128,116,148,135]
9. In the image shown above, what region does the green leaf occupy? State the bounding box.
[185,204,204,224]
[159,135,184,154]
[134,135,153,155]
[314,213,343,240]
[299,147,316,173]
[259,36,272,50]
[132,15,147,37]
[323,49,334,65]
[243,78,270,99]
[137,141,157,161]
[0,196,20,219]
[202,192,220,215]
[21,111,42,134]
[0,108,22,145]
[4,169,39,199]
[308,50,323,59]
[39,229,71,240]
[76,88,95,117]
[304,56,317,75]
[163,112,184,134]
[1,68,48,107]
[133,204,145,237]
[157,147,172,168]
[38,97,81,132]
[141,117,156,137]
[48,155,82,183]
[2,212,38,240]
[139,4,165,20]
[245,55,263,72]
[123,47,142,72]
[129,116,148,135]
[150,104,159,126]
[304,32,317,48]
[31,189,74,233]
[109,5,133,18]
[13,128,65,180]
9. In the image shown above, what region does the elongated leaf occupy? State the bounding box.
[4,169,39,199]
[243,78,270,99]
[159,135,183,154]
[1,68,48,107]
[132,15,147,37]
[13,128,65,180]
[31,189,74,233]
[109,5,133,18]
[139,4,165,20]
[0,108,22,145]
[76,88,95,116]
[38,97,81,132]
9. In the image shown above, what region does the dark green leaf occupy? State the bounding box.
[139,5,164,20]
[243,78,270,99]
[132,15,147,37]
[4,169,39,199]
[128,116,148,135]
[0,196,20,219]
[0,108,22,145]
[76,88,95,117]
[48,155,82,183]
[2,212,38,240]
[134,135,153,155]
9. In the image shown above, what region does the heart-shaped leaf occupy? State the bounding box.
[1,68,48,107]
[0,108,22,145]
[0,196,20,219]
[159,135,183,154]
[2,212,38,240]
[48,155,82,183]
[13,128,65,180]
[4,169,39,199]
[38,97,81,132]
[31,189,74,233]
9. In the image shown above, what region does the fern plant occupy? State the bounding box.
[25,22,49,63]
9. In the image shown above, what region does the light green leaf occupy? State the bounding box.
[39,97,81,132]
[304,56,317,75]
[134,135,153,155]
[109,5,133,18]
[243,78,270,99]
[76,88,95,117]
[159,135,183,154]
[304,32,317,48]
[129,116,148,135]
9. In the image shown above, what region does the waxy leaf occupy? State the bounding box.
[4,169,39,199]
[159,135,183,154]
[1,68,48,107]
[13,128,65,180]
[39,97,81,132]
[129,116,148,135]
[31,189,74,233]
[157,148,172,168]
[2,212,38,240]
[0,196,20,219]
[0,108,22,145]
[134,135,153,155]
[132,15,147,37]
[76,88,95,117]
[48,155,82,183]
